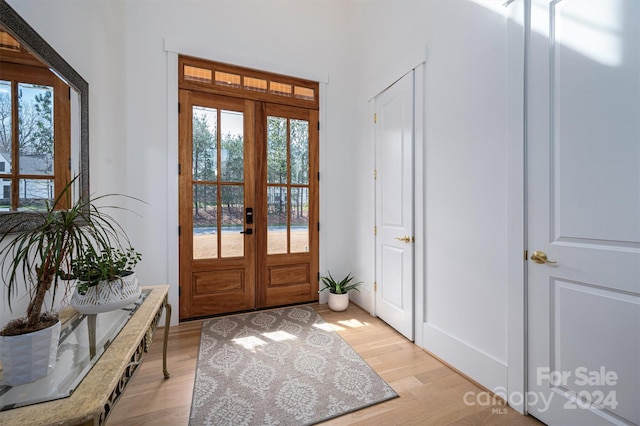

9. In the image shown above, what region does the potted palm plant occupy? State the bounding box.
[68,245,142,314]
[319,271,362,312]
[0,179,139,385]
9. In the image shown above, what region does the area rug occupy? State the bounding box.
[189,305,398,425]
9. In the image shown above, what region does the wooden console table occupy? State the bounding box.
[0,285,171,426]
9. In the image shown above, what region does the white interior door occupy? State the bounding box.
[527,1,640,424]
[374,71,414,340]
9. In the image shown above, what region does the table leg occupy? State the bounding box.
[163,301,172,379]
[87,314,97,359]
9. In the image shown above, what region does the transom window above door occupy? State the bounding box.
[179,56,318,109]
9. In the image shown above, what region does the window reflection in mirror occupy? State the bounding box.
[0,0,88,233]
[0,31,71,210]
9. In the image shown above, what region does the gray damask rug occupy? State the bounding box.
[189,305,397,425]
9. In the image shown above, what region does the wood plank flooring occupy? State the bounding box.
[107,303,543,425]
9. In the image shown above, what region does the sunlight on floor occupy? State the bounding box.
[232,335,267,351]
[262,330,297,342]
[313,322,345,332]
[313,318,372,332]
[338,319,370,328]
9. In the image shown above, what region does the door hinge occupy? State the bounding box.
[68,157,71,170]
[374,226,377,236]
[178,163,181,175]
[317,122,320,131]
[373,113,377,123]
[318,172,320,181]
[524,250,528,261]
[374,281,377,292]
[374,169,377,179]
[178,102,181,113]
[179,287,181,297]
[317,272,320,282]
[318,223,320,231]
[178,225,181,236]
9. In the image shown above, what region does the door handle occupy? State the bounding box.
[395,235,414,243]
[530,250,557,264]
[240,229,253,235]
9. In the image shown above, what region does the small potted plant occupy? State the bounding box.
[319,271,362,311]
[68,245,142,314]
[0,177,140,385]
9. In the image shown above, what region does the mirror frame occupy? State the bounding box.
[0,0,89,233]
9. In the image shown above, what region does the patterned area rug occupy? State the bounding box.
[189,305,398,425]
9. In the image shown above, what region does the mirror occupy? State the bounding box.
[0,0,88,233]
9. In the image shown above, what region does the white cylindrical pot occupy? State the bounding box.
[71,273,142,314]
[0,320,61,386]
[328,292,350,312]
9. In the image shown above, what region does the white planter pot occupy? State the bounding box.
[0,320,61,386]
[328,292,350,312]
[70,272,142,314]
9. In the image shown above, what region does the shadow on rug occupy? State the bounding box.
[189,305,398,425]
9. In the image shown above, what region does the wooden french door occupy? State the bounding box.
[179,90,319,319]
[257,103,319,308]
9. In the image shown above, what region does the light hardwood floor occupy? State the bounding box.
[107,303,543,425]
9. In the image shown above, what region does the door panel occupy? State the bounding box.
[527,1,640,424]
[179,90,256,318]
[258,104,319,308]
[374,71,414,340]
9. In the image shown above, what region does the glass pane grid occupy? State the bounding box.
[220,110,244,183]
[294,86,315,101]
[269,81,292,97]
[193,184,218,259]
[18,83,54,176]
[220,185,244,258]
[214,71,241,88]
[17,178,53,210]
[192,106,218,182]
[244,76,267,93]
[184,65,212,83]
[267,185,288,255]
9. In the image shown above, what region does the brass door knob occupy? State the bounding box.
[530,250,557,264]
[395,235,414,243]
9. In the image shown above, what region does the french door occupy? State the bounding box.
[179,91,319,319]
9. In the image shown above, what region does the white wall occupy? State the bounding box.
[348,0,511,392]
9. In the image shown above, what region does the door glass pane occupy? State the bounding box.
[290,119,309,184]
[192,106,217,182]
[267,185,287,254]
[267,116,287,184]
[221,110,243,182]
[18,83,54,175]
[193,184,217,259]
[17,178,53,210]
[221,185,244,258]
[0,80,12,169]
[290,187,309,253]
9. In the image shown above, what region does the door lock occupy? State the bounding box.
[240,229,253,235]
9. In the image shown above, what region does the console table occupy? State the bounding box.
[0,285,171,426]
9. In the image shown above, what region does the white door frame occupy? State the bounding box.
[506,0,528,414]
